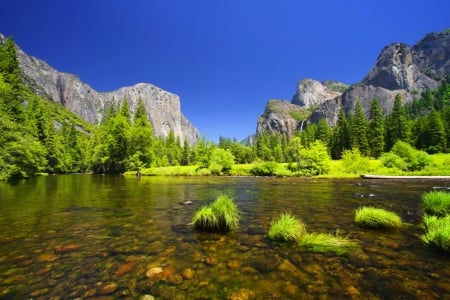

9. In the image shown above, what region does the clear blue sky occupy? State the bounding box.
[1,1,449,142]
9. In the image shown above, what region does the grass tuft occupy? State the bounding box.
[422,191,450,216]
[421,214,450,252]
[192,194,239,232]
[298,230,358,255]
[354,206,402,229]
[268,213,307,242]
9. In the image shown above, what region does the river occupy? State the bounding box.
[0,175,449,299]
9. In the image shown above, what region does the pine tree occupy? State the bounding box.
[368,99,385,157]
[330,109,351,159]
[351,100,369,155]
[385,94,411,151]
[423,108,446,153]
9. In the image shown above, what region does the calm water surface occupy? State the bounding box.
[0,175,449,299]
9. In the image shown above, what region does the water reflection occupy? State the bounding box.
[0,175,449,299]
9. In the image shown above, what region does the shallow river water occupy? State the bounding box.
[0,175,449,299]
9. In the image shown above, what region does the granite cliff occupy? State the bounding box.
[258,30,450,136]
[1,34,200,145]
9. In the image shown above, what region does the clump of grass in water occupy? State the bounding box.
[268,213,307,242]
[192,195,239,232]
[298,229,358,255]
[354,206,402,229]
[421,214,450,252]
[422,191,450,216]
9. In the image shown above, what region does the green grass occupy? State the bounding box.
[211,194,240,231]
[124,153,450,178]
[192,206,218,231]
[268,213,307,242]
[298,231,358,255]
[422,191,450,216]
[421,214,450,252]
[354,206,402,229]
[192,195,239,232]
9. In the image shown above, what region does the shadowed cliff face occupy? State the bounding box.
[0,34,200,145]
[257,30,449,136]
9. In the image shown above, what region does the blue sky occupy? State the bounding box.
[1,1,449,142]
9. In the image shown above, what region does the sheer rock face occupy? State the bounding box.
[291,79,346,108]
[1,34,200,145]
[256,100,309,139]
[260,30,449,135]
[316,31,449,125]
[257,79,347,137]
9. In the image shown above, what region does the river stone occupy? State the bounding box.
[283,282,300,298]
[227,259,241,270]
[99,282,118,295]
[181,268,195,279]
[205,256,218,266]
[114,262,135,275]
[146,267,163,278]
[54,244,82,253]
[30,288,49,298]
[37,253,58,262]
[277,259,298,274]
[228,288,256,300]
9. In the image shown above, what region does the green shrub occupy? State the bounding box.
[342,148,370,174]
[298,141,331,175]
[192,195,239,232]
[354,206,402,229]
[268,213,307,242]
[298,231,358,255]
[382,141,431,171]
[250,161,279,176]
[422,191,450,216]
[421,214,450,252]
[208,148,235,175]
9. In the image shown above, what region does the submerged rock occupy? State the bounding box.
[228,288,256,300]
[145,267,163,278]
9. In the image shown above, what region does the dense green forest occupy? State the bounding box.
[1,37,450,180]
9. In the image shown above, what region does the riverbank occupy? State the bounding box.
[124,153,450,179]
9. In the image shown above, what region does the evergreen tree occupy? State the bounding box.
[385,94,411,151]
[330,109,351,159]
[368,99,385,157]
[351,100,369,155]
[423,108,446,153]
[129,97,154,168]
[315,119,331,145]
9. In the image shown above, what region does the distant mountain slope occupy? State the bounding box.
[257,30,450,136]
[0,34,200,145]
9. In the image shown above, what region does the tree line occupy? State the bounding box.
[1,36,449,180]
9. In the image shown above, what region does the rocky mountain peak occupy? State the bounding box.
[291,78,347,107]
[257,30,449,135]
[1,34,200,144]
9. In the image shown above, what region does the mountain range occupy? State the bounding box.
[2,30,449,143]
[257,30,450,138]
[0,33,200,145]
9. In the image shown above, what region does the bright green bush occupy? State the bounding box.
[422,191,450,216]
[421,214,450,252]
[250,161,279,176]
[208,148,235,175]
[298,231,358,255]
[268,213,307,242]
[342,148,370,174]
[381,141,431,171]
[192,195,239,232]
[299,141,331,175]
[354,206,402,229]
